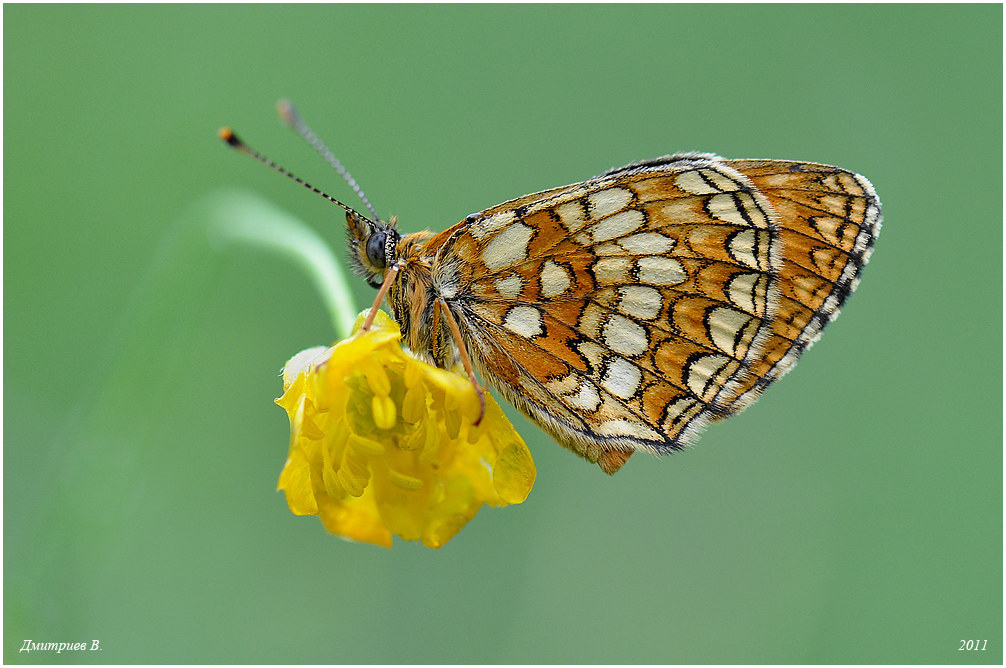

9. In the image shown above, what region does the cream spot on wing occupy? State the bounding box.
[727,272,762,315]
[588,187,633,218]
[810,216,843,242]
[676,170,720,195]
[676,168,740,195]
[737,191,768,228]
[576,340,607,370]
[792,272,830,303]
[594,257,632,285]
[503,305,543,338]
[835,172,864,194]
[603,315,648,357]
[686,354,732,399]
[591,209,645,243]
[547,374,578,396]
[810,246,842,275]
[707,307,755,357]
[482,222,534,271]
[555,201,587,232]
[494,274,523,298]
[761,173,793,188]
[540,260,571,298]
[662,397,701,429]
[727,229,761,269]
[594,242,624,256]
[637,256,686,285]
[595,418,661,441]
[469,210,515,240]
[618,232,676,255]
[619,285,662,320]
[578,303,605,339]
[602,357,642,399]
[820,194,849,216]
[567,380,601,412]
[700,167,742,192]
[709,192,767,228]
[708,193,751,227]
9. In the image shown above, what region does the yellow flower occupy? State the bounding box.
[275,310,535,548]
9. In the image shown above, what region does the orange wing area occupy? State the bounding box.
[431,156,787,471]
[718,160,881,412]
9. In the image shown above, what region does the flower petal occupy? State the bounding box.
[275,310,535,548]
[278,445,319,515]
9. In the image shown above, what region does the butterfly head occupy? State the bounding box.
[346,212,401,288]
[217,115,400,290]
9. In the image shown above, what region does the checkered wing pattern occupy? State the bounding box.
[429,154,845,472]
[716,159,881,411]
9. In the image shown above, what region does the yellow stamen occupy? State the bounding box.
[371,394,397,430]
[348,432,385,456]
[360,352,391,396]
[388,469,424,491]
[401,385,426,423]
[337,467,366,497]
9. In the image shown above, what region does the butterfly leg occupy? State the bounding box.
[361,263,401,331]
[434,297,486,426]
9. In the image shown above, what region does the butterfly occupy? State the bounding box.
[221,104,881,475]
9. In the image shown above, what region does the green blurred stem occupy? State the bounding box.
[21,190,360,651]
[61,188,357,527]
[205,189,357,338]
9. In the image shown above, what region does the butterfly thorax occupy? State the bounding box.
[386,231,458,368]
[345,206,460,370]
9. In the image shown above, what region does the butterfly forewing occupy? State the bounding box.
[716,160,881,411]
[434,155,803,469]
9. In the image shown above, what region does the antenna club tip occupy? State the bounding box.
[276,99,300,127]
[218,126,243,148]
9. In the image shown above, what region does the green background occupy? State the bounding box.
[5,4,1002,664]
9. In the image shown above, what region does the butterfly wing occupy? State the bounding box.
[432,154,798,473]
[717,159,881,411]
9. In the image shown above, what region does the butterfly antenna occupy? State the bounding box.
[218,127,369,220]
[276,100,381,223]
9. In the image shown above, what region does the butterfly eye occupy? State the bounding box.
[366,231,387,268]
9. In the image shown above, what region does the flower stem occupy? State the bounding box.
[204,189,358,338]
[62,188,358,526]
